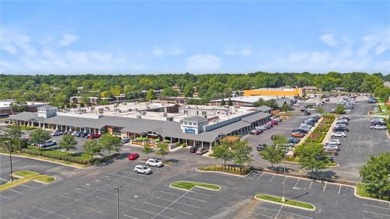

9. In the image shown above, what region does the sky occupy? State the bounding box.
[1,1,389,74]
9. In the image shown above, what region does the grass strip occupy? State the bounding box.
[255,194,315,210]
[356,183,389,201]
[34,175,55,183]
[0,170,56,191]
[170,181,221,191]
[13,170,40,178]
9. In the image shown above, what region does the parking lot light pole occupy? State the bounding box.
[282,153,286,202]
[7,141,14,182]
[114,186,120,219]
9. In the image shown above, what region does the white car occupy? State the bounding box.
[134,165,152,174]
[146,158,164,167]
[370,125,387,130]
[38,140,57,148]
[324,145,340,151]
[331,132,346,138]
[326,139,341,145]
[51,130,63,136]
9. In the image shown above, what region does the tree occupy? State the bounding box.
[83,139,102,159]
[30,129,51,145]
[221,98,226,106]
[260,146,284,168]
[156,142,169,162]
[4,124,23,153]
[212,141,234,166]
[334,105,346,114]
[228,98,233,106]
[299,143,328,175]
[232,140,253,169]
[99,133,122,155]
[142,143,154,159]
[146,89,154,101]
[360,152,390,199]
[59,134,77,151]
[316,107,325,114]
[281,103,290,112]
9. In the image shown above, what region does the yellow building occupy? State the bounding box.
[243,88,304,97]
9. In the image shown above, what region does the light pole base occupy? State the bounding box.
[281,197,286,202]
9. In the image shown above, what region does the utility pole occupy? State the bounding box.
[7,141,14,181]
[114,186,120,219]
[282,152,286,202]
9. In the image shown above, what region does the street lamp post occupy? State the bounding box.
[282,152,286,202]
[7,141,14,181]
[114,186,120,219]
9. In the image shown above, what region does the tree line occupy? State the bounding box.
[1,71,389,108]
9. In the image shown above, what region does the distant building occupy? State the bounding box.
[243,88,304,97]
[208,96,295,108]
[302,86,320,93]
[0,100,47,116]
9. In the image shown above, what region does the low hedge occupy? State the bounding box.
[198,164,253,175]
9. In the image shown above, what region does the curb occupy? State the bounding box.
[0,153,88,169]
[195,167,248,178]
[354,187,390,203]
[169,181,221,192]
[254,195,316,211]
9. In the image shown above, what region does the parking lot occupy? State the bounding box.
[2,154,389,219]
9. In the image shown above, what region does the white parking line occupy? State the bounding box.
[123,214,139,219]
[105,172,144,182]
[152,190,190,219]
[274,206,283,219]
[20,184,37,190]
[152,195,176,202]
[9,188,24,194]
[257,172,264,180]
[294,179,300,188]
[338,185,342,194]
[280,210,313,219]
[0,194,11,200]
[160,190,182,197]
[17,212,37,219]
[364,210,390,217]
[269,175,276,182]
[182,195,207,203]
[363,204,390,211]
[281,177,287,184]
[308,181,313,189]
[189,190,213,197]
[59,194,96,206]
[95,195,109,201]
[32,206,71,219]
[71,189,86,194]
[251,211,273,219]
[144,201,168,209]
[323,183,327,192]
[134,207,172,218]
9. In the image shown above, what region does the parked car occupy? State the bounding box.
[121,138,130,143]
[51,130,63,136]
[134,165,152,174]
[196,147,209,155]
[190,146,200,153]
[323,145,340,151]
[333,127,349,132]
[326,139,341,145]
[81,132,89,138]
[88,133,102,139]
[71,131,81,137]
[250,129,262,135]
[324,148,339,156]
[38,140,57,148]
[331,132,346,138]
[288,137,300,144]
[128,153,139,160]
[370,125,387,130]
[146,158,163,167]
[291,132,305,138]
[304,111,311,115]
[256,144,267,151]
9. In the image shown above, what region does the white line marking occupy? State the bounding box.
[134,207,170,218]
[363,204,390,210]
[0,194,11,200]
[152,190,191,219]
[364,210,390,217]
[95,195,109,201]
[152,196,176,202]
[281,177,287,184]
[17,212,37,219]
[251,212,273,219]
[294,179,300,188]
[308,181,313,189]
[32,206,71,219]
[189,190,213,197]
[9,188,24,194]
[71,189,86,194]
[160,190,182,197]
[144,201,167,208]
[20,184,37,190]
[257,172,264,179]
[280,210,313,219]
[105,172,144,182]
[323,183,327,192]
[338,185,342,194]
[178,210,193,216]
[183,195,207,203]
[269,175,276,182]
[59,194,96,206]
[123,214,139,219]
[274,206,283,219]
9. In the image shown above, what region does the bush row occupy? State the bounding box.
[198,164,253,175]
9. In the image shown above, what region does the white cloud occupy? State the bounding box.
[186,54,221,71]
[0,28,36,56]
[224,47,252,56]
[152,46,184,56]
[58,34,78,47]
[319,34,338,47]
[358,29,390,56]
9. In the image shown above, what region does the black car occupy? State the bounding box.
[333,127,349,132]
[292,129,308,134]
[256,144,267,151]
[190,146,200,153]
[304,111,311,115]
[287,137,299,144]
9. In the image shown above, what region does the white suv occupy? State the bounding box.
[326,139,341,145]
[134,165,152,174]
[146,158,164,167]
[331,132,346,138]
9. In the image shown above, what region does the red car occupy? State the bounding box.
[88,133,102,139]
[128,153,139,160]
